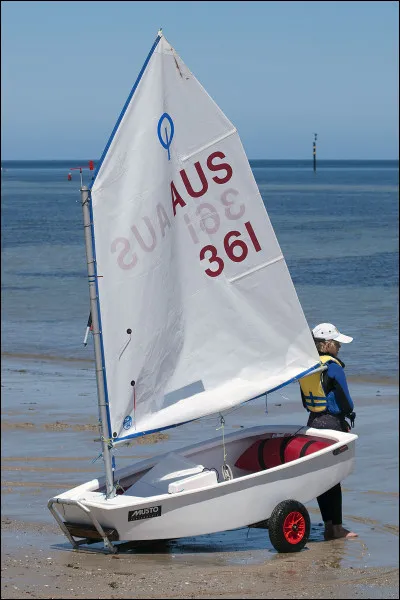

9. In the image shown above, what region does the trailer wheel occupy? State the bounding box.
[268,500,310,553]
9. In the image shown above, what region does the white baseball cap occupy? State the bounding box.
[312,323,353,344]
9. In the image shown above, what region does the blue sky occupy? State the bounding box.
[1,1,398,160]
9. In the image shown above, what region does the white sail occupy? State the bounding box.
[90,33,320,442]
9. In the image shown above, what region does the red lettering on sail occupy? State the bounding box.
[200,221,261,277]
[207,151,233,184]
[111,238,138,270]
[171,181,186,216]
[196,202,220,234]
[220,188,245,220]
[199,244,224,277]
[131,217,157,252]
[180,161,209,198]
[184,213,199,244]
[157,203,171,237]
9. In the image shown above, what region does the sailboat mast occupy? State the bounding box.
[80,185,115,498]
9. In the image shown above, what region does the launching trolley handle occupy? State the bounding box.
[48,498,117,553]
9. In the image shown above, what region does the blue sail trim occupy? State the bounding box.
[89,33,162,190]
[112,362,321,445]
[113,419,195,445]
[261,362,320,396]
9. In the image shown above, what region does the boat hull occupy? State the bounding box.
[49,425,357,543]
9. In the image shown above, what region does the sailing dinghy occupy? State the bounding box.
[48,31,357,553]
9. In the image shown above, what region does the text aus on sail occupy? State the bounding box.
[110,150,262,274]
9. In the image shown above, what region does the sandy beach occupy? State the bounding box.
[1,516,399,599]
[1,355,399,599]
[2,519,399,598]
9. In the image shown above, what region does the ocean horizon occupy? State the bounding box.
[2,158,399,167]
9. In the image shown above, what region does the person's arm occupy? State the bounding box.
[327,362,354,414]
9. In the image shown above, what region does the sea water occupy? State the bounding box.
[1,159,398,383]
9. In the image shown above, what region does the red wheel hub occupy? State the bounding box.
[282,511,306,544]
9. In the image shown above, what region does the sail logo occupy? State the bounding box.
[123,415,133,430]
[157,113,174,160]
[128,505,162,521]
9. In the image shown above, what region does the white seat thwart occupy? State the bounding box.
[167,470,217,494]
[124,452,215,497]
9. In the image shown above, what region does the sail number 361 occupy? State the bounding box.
[200,221,261,277]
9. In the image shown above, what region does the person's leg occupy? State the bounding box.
[307,413,358,539]
[330,483,358,539]
[316,488,334,539]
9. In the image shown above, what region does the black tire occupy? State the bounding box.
[268,499,310,553]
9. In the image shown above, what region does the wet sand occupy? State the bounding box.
[1,355,399,598]
[1,516,399,599]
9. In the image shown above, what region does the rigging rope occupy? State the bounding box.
[216,414,233,481]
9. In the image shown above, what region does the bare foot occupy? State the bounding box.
[331,525,358,539]
[324,524,334,540]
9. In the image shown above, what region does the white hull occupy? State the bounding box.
[49,425,357,548]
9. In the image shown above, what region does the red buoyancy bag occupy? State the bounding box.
[235,435,333,471]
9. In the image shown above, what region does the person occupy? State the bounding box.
[299,322,358,540]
